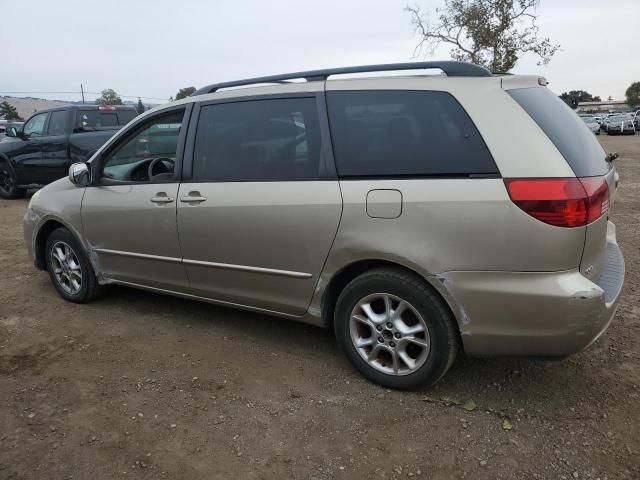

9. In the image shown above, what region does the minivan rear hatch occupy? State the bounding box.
[506,86,616,282]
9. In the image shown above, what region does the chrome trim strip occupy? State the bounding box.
[93,248,182,264]
[107,279,300,319]
[92,248,312,279]
[182,258,312,279]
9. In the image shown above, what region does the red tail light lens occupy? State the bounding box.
[504,177,609,228]
[98,105,116,111]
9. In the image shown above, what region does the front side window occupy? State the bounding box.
[326,90,497,177]
[101,110,184,183]
[23,113,49,136]
[192,98,322,182]
[48,111,67,136]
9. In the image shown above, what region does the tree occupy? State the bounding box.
[136,98,145,115]
[0,101,22,121]
[406,0,560,73]
[626,82,640,108]
[559,90,601,109]
[95,88,123,105]
[175,86,196,100]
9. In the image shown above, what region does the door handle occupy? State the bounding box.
[150,195,175,204]
[180,192,207,203]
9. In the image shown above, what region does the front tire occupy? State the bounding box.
[334,268,459,390]
[0,162,26,199]
[45,228,102,303]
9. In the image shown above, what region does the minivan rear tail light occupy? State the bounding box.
[98,105,116,110]
[504,177,609,228]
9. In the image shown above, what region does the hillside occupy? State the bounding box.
[0,96,72,121]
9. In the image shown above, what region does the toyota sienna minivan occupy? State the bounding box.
[22,61,625,390]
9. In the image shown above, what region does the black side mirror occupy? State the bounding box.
[606,152,619,163]
[5,126,19,138]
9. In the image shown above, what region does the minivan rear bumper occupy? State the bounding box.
[439,222,624,357]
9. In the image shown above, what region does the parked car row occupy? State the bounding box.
[580,111,639,135]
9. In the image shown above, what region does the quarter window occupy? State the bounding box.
[101,110,184,183]
[23,112,49,136]
[326,90,497,177]
[192,98,323,181]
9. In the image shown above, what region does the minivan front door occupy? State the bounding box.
[177,96,342,315]
[82,108,190,292]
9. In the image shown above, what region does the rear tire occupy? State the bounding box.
[45,228,102,303]
[334,268,459,390]
[0,162,26,199]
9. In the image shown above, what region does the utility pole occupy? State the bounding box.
[80,84,85,104]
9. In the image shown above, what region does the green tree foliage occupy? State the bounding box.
[0,101,22,121]
[559,90,601,109]
[626,82,640,108]
[406,0,560,73]
[136,98,145,114]
[175,87,196,100]
[95,88,123,105]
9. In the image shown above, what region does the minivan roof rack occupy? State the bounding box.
[193,61,492,95]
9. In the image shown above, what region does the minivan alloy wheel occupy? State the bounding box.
[50,241,83,295]
[349,293,431,376]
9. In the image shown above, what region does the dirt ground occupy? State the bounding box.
[1,135,639,480]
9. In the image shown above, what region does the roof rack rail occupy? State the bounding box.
[192,61,491,96]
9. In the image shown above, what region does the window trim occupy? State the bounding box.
[183,92,337,183]
[91,104,192,186]
[325,89,500,179]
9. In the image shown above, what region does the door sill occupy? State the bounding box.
[107,278,302,320]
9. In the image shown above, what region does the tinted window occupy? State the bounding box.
[326,90,496,177]
[77,109,136,129]
[193,98,322,181]
[48,111,67,135]
[508,87,608,177]
[102,110,184,182]
[23,113,48,136]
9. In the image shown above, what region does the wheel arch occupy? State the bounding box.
[320,258,464,346]
[33,219,68,270]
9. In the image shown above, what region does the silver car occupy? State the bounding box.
[581,116,601,135]
[22,61,625,390]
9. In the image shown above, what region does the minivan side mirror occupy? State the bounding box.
[5,126,18,138]
[69,162,91,186]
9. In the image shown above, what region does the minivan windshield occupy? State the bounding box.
[508,87,608,177]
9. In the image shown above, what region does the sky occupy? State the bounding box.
[1,0,638,104]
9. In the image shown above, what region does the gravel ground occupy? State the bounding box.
[0,135,639,480]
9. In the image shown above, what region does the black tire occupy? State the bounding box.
[0,161,26,199]
[334,268,459,390]
[45,227,102,303]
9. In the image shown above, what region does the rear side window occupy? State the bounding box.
[326,90,496,177]
[77,109,136,130]
[192,98,323,181]
[507,87,608,177]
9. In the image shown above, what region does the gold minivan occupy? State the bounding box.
[23,62,625,389]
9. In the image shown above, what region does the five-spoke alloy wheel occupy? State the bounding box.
[350,293,430,376]
[335,268,459,390]
[45,227,102,303]
[49,241,83,295]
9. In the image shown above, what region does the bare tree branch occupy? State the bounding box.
[406,0,560,72]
